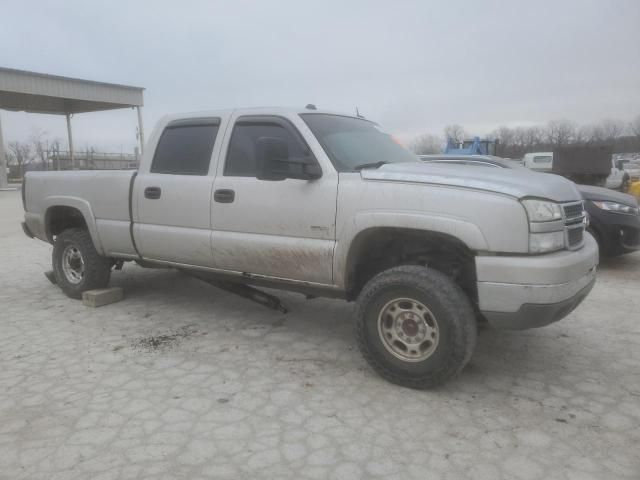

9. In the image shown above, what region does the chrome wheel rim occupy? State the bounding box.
[62,245,84,284]
[377,297,439,362]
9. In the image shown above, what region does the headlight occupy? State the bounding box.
[592,201,639,216]
[529,231,565,253]
[522,199,567,253]
[522,199,563,222]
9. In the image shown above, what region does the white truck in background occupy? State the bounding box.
[22,107,598,388]
[523,152,554,171]
[523,151,629,190]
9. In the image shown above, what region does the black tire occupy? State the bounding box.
[356,266,477,389]
[52,228,112,299]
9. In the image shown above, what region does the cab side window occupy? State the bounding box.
[224,119,308,177]
[151,119,219,175]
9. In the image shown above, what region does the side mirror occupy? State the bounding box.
[256,137,322,181]
[256,137,289,181]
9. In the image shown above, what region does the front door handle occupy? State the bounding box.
[214,189,235,203]
[144,186,161,199]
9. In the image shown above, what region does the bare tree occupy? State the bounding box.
[410,133,442,154]
[545,120,576,146]
[415,116,639,160]
[511,128,524,153]
[629,115,640,141]
[488,125,546,158]
[492,126,515,146]
[29,128,49,170]
[49,139,63,170]
[576,124,596,144]
[443,124,466,144]
[578,119,625,144]
[522,126,543,149]
[600,119,625,141]
[8,141,32,177]
[489,126,516,157]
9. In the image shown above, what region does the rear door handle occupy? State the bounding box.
[144,186,161,199]
[214,189,235,203]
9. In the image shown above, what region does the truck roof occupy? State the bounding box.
[160,106,365,123]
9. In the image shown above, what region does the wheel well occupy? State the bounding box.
[45,206,87,241]
[345,228,477,302]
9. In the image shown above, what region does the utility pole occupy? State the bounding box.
[66,113,75,170]
[0,112,8,188]
[136,106,145,154]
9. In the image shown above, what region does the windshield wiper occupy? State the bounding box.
[353,161,389,171]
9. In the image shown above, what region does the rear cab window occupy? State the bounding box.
[151,118,220,175]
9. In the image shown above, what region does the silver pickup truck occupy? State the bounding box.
[22,106,598,388]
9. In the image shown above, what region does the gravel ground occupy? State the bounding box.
[1,189,639,480]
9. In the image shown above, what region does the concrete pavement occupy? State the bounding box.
[1,189,639,479]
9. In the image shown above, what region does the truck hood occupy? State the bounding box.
[577,184,639,207]
[361,162,582,202]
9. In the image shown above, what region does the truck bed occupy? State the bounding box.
[552,145,613,176]
[24,170,137,257]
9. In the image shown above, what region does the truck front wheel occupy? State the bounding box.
[52,228,112,299]
[355,266,477,389]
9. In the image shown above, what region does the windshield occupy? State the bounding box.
[300,113,418,171]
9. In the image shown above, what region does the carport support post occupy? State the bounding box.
[66,112,75,170]
[136,106,145,155]
[0,112,8,188]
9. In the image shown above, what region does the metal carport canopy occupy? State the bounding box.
[0,67,145,187]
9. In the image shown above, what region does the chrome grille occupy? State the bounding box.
[567,226,584,246]
[563,202,584,220]
[562,201,586,249]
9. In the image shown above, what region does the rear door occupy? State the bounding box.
[133,116,224,267]
[210,113,338,284]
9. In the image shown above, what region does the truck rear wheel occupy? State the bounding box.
[52,228,112,299]
[355,266,477,389]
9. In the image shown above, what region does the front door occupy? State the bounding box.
[134,117,222,267]
[210,114,338,284]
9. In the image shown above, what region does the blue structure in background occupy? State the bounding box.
[444,136,498,155]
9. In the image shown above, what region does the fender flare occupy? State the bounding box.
[43,196,105,255]
[334,211,488,288]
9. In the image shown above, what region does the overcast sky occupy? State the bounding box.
[1,0,639,152]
